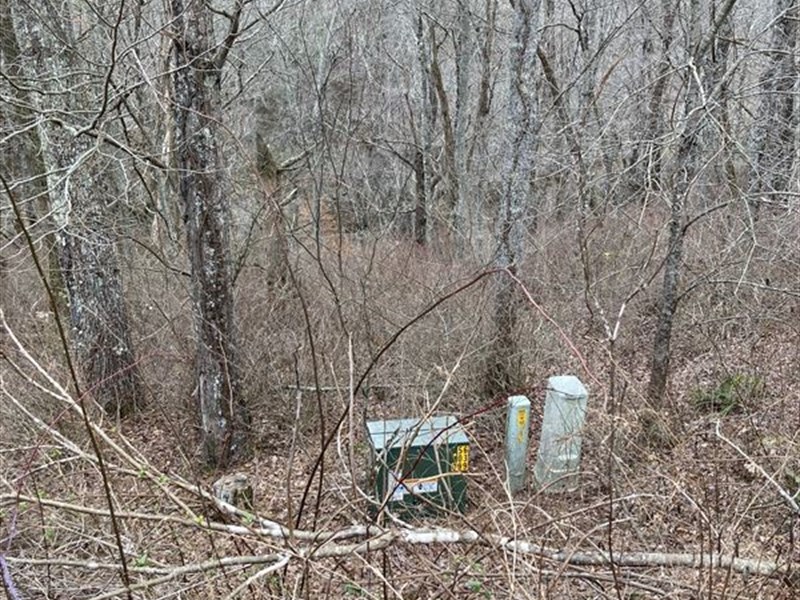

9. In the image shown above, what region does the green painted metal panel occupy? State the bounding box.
[367,416,469,515]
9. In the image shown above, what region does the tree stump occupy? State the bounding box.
[212,473,254,511]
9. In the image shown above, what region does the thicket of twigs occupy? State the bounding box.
[1,198,799,599]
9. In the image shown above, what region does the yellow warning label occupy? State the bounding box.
[453,445,469,472]
[517,408,528,442]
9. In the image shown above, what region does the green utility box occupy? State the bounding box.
[366,416,469,515]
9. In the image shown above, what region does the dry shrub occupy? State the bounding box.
[2,192,799,598]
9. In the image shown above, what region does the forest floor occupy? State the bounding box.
[4,321,798,599]
[2,215,799,599]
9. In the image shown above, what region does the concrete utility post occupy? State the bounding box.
[505,395,531,494]
[534,376,589,492]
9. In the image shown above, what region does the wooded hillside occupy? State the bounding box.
[1,0,798,597]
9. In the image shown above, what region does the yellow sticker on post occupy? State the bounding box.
[453,445,469,472]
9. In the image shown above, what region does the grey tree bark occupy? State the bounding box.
[4,0,143,417]
[707,4,737,194]
[629,0,678,195]
[751,0,798,214]
[648,0,738,403]
[171,0,250,466]
[451,0,474,248]
[252,124,289,289]
[465,0,498,255]
[485,0,542,396]
[413,12,436,246]
[0,0,64,295]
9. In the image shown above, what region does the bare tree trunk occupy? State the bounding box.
[631,0,678,195]
[171,0,249,466]
[647,189,686,403]
[751,0,798,214]
[5,0,143,417]
[253,124,289,288]
[452,0,473,248]
[1,2,67,304]
[413,12,436,246]
[430,25,457,220]
[0,0,49,234]
[485,0,541,396]
[413,146,428,246]
[466,0,498,255]
[648,0,738,403]
[57,188,144,417]
[709,8,737,195]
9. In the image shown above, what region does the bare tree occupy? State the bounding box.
[0,0,55,276]
[3,0,143,417]
[750,0,798,214]
[451,0,475,246]
[413,12,436,246]
[647,0,738,403]
[485,0,542,396]
[252,111,290,288]
[632,0,679,194]
[171,0,250,466]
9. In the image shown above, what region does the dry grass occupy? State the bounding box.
[1,200,799,599]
